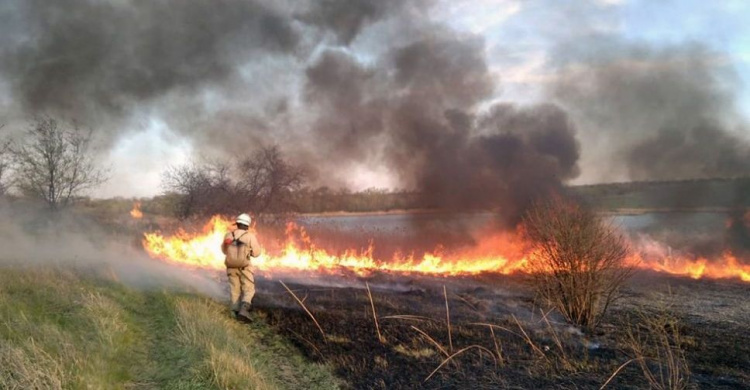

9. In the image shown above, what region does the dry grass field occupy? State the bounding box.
[0,267,340,390]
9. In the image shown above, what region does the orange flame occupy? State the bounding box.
[142,215,750,282]
[143,216,528,276]
[143,216,232,269]
[130,202,143,219]
[628,241,750,282]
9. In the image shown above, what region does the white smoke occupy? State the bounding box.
[0,202,223,298]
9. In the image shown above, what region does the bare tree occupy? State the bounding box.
[523,194,634,330]
[236,146,305,218]
[9,118,107,211]
[162,146,304,220]
[162,160,230,219]
[162,163,208,219]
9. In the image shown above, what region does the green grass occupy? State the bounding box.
[0,267,340,390]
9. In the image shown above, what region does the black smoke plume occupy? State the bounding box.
[303,32,581,225]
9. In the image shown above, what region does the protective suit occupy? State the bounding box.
[221,213,262,319]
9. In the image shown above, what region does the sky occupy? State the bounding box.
[1,0,749,198]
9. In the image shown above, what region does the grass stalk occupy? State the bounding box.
[512,315,548,360]
[279,280,327,340]
[467,322,524,340]
[287,328,325,359]
[410,326,450,359]
[540,308,567,361]
[489,325,504,365]
[600,358,638,389]
[454,294,480,313]
[381,315,435,322]
[623,311,690,390]
[443,285,453,353]
[424,345,497,382]
[365,282,385,343]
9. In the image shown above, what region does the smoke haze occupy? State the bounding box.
[551,40,750,182]
[0,201,223,296]
[0,0,748,211]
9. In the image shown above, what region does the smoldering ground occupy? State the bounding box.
[253,268,750,389]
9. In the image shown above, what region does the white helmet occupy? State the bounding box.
[236,213,251,226]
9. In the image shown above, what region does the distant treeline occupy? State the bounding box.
[74,188,423,221]
[73,177,750,221]
[573,177,750,210]
[291,187,421,213]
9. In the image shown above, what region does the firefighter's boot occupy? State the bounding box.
[238,303,252,322]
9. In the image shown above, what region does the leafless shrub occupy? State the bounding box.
[162,146,304,221]
[235,146,304,219]
[8,118,107,211]
[623,311,691,390]
[523,194,634,330]
[162,160,231,219]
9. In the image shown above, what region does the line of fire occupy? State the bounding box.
[140,212,750,282]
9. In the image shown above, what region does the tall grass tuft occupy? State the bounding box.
[0,342,66,390]
[624,311,691,390]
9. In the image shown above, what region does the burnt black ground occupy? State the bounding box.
[240,272,750,389]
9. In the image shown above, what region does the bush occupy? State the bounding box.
[523,195,634,330]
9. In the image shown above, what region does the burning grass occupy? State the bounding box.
[141,214,750,283]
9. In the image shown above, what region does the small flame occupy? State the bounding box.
[142,215,750,282]
[130,202,143,219]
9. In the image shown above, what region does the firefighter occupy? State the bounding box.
[221,213,262,320]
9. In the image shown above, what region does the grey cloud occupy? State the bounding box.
[551,40,750,181]
[1,0,299,124]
